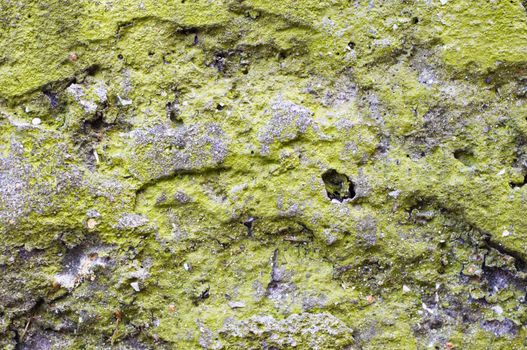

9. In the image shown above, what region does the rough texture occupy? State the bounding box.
[2,0,527,348]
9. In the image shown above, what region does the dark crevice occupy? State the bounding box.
[266,249,281,295]
[82,64,100,78]
[12,298,46,348]
[175,26,198,35]
[453,148,476,167]
[192,286,210,306]
[166,101,181,124]
[13,328,21,349]
[81,109,107,134]
[210,52,228,72]
[42,89,59,109]
[243,217,255,236]
[509,174,527,188]
[321,169,355,202]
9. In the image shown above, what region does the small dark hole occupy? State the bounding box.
[321,169,355,202]
[192,286,210,305]
[43,90,59,109]
[347,41,356,49]
[216,104,224,111]
[148,51,155,56]
[82,111,106,132]
[243,217,255,236]
[453,149,476,167]
[117,54,124,60]
[84,64,100,76]
[166,101,181,123]
[412,17,419,24]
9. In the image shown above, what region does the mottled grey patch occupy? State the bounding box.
[481,318,518,337]
[18,331,75,350]
[66,83,98,113]
[0,126,87,229]
[197,319,222,349]
[174,191,191,204]
[405,107,467,158]
[86,209,101,218]
[350,169,370,200]
[171,221,187,241]
[356,216,377,247]
[266,249,296,311]
[276,195,303,217]
[117,213,149,230]
[220,313,355,350]
[302,292,328,311]
[94,82,108,103]
[323,228,338,245]
[127,123,228,182]
[258,100,315,155]
[304,72,357,107]
[253,280,266,301]
[364,92,383,125]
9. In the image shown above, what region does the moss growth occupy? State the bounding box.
[2,0,527,348]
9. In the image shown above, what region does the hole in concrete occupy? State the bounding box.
[82,110,107,133]
[453,149,476,167]
[42,89,59,109]
[321,169,355,202]
[166,101,181,124]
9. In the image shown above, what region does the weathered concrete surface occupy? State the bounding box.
[2,0,527,348]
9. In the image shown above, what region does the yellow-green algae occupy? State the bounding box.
[2,0,527,349]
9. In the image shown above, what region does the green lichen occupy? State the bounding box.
[2,0,527,349]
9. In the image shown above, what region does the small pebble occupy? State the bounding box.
[228,301,246,309]
[87,218,98,230]
[492,305,503,315]
[388,190,400,198]
[31,118,41,126]
[118,95,132,106]
[68,52,78,62]
[130,281,140,292]
[402,285,411,293]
